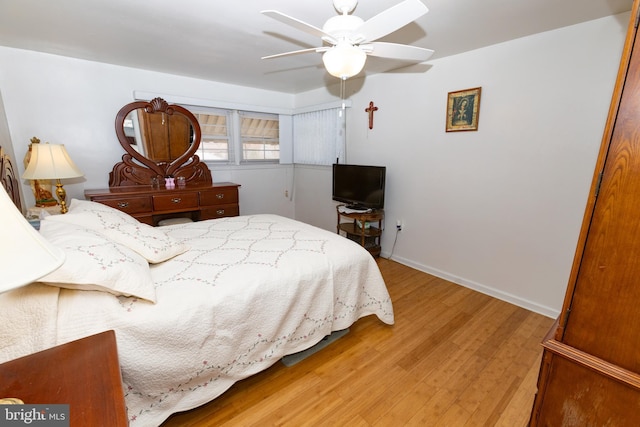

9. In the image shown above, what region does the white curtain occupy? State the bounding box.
[293,107,346,165]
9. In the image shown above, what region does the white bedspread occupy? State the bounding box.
[9,215,393,426]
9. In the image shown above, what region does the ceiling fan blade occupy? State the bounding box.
[261,10,337,44]
[354,0,428,43]
[261,47,328,60]
[362,42,434,62]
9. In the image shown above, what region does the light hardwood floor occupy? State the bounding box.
[162,258,554,426]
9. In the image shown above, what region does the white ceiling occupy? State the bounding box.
[0,0,632,94]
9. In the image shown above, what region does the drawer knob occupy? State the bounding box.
[171,197,182,204]
[216,193,224,199]
[216,209,225,215]
[117,202,129,208]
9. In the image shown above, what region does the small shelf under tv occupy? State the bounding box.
[336,205,384,257]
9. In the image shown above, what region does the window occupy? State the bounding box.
[240,112,279,162]
[190,109,280,164]
[194,110,232,162]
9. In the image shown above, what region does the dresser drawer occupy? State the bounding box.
[97,196,152,215]
[152,192,199,212]
[200,204,239,220]
[199,187,238,206]
[85,183,240,227]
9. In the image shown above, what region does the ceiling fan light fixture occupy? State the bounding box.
[263,0,433,80]
[322,42,366,79]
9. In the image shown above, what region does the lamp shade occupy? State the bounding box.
[0,185,64,292]
[322,42,367,79]
[22,143,83,180]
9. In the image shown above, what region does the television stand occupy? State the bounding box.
[339,205,372,214]
[336,205,383,258]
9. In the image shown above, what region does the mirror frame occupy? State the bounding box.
[109,97,212,187]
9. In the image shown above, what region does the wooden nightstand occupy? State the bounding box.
[0,330,128,426]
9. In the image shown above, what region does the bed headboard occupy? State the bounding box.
[0,145,23,211]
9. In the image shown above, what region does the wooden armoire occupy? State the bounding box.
[529,1,640,425]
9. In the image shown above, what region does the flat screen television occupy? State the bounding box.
[332,163,386,210]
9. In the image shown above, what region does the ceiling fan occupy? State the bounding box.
[261,0,434,80]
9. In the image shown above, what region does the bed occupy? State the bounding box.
[0,147,394,425]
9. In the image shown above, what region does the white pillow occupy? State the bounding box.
[38,221,157,302]
[46,199,189,263]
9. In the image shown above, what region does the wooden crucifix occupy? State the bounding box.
[365,101,378,129]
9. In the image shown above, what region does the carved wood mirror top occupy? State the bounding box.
[109,97,212,187]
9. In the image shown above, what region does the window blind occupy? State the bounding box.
[293,107,346,165]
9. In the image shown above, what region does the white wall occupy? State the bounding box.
[294,13,629,317]
[0,13,628,318]
[0,47,296,217]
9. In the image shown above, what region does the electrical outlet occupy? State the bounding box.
[285,190,289,198]
[396,220,402,231]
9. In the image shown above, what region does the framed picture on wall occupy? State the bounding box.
[446,87,481,132]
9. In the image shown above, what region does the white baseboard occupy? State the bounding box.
[380,252,559,319]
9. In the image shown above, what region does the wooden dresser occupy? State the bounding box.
[529,1,640,425]
[94,98,243,226]
[85,182,240,226]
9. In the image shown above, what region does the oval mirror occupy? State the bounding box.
[123,108,194,162]
[110,98,211,187]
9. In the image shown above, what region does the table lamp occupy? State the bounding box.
[22,143,83,214]
[0,183,65,293]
